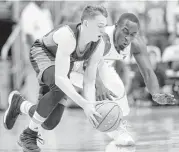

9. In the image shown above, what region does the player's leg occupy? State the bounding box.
[41,103,65,130]
[23,83,66,130]
[98,65,134,145]
[18,65,66,152]
[106,95,135,146]
[3,83,48,130]
[3,90,34,130]
[26,102,65,131]
[18,41,66,152]
[98,62,130,116]
[28,90,66,130]
[4,82,66,131]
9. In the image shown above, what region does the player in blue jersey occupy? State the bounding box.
[3,5,108,152]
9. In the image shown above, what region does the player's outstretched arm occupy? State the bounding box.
[132,36,176,105]
[54,28,102,127]
[53,27,88,109]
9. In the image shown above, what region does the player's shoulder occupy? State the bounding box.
[53,25,76,44]
[54,25,76,39]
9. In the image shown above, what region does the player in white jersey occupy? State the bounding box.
[71,12,176,146]
[94,13,176,146]
[97,24,132,116]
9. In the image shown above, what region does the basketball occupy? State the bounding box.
[95,101,123,132]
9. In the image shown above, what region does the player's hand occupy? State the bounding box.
[152,93,176,105]
[96,84,117,101]
[83,101,103,128]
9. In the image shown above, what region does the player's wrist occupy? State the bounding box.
[80,99,90,110]
[151,91,162,97]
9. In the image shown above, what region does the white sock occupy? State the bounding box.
[20,100,34,115]
[29,120,40,132]
[29,112,46,132]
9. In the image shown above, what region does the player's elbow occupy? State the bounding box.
[55,74,68,87]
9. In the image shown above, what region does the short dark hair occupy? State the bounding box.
[116,13,140,28]
[81,5,108,22]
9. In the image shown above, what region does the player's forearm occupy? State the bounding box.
[83,82,96,101]
[95,70,105,88]
[83,68,97,101]
[55,76,88,108]
[121,64,131,93]
[143,69,160,95]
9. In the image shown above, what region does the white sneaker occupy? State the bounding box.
[114,120,135,146]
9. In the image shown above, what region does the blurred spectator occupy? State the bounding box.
[166,1,179,45]
[171,61,179,100]
[145,1,169,54]
[162,45,179,102]
[20,1,53,47]
[19,1,53,103]
[0,1,15,110]
[0,1,15,57]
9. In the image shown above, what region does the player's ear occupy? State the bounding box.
[83,20,88,27]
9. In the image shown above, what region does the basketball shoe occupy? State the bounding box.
[18,127,44,152]
[107,120,135,146]
[3,91,25,129]
[114,120,135,146]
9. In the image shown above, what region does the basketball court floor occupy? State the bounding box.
[0,106,179,152]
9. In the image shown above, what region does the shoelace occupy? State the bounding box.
[12,94,25,117]
[24,133,45,145]
[19,94,26,100]
[120,120,132,129]
[37,134,45,145]
[117,120,133,136]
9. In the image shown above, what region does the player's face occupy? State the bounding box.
[86,15,107,41]
[115,20,139,51]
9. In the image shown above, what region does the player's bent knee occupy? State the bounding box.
[28,105,37,118]
[41,103,65,130]
[41,121,59,130]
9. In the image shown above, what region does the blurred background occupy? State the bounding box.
[0,0,179,111]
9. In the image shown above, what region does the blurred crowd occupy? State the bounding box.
[0,0,179,109]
